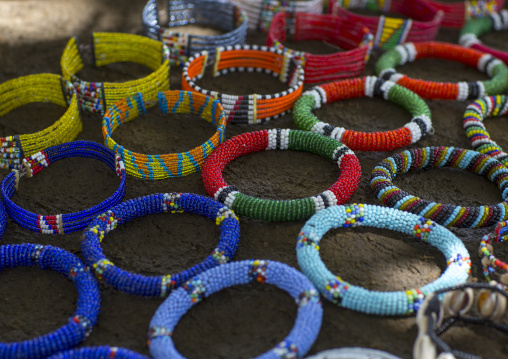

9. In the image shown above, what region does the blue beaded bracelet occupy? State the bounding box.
[0,141,126,234]
[148,259,323,359]
[46,346,149,359]
[297,204,471,316]
[81,192,240,297]
[0,199,7,240]
[0,243,101,359]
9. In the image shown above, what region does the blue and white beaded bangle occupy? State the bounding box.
[46,346,149,359]
[0,141,126,234]
[81,193,240,297]
[296,204,471,316]
[148,259,323,359]
[0,244,101,359]
[305,348,402,359]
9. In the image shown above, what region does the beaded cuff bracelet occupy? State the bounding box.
[142,0,248,67]
[305,348,402,359]
[148,259,323,359]
[426,0,504,28]
[479,220,508,288]
[181,44,305,124]
[297,204,471,316]
[329,0,444,49]
[47,346,149,359]
[375,41,508,100]
[201,129,361,221]
[267,12,373,83]
[81,193,240,297]
[1,141,126,234]
[370,146,508,228]
[102,90,226,179]
[0,73,81,170]
[61,32,170,114]
[0,244,101,359]
[292,76,433,151]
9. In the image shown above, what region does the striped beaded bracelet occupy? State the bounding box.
[181,44,305,124]
[370,146,508,228]
[425,0,504,28]
[0,73,81,170]
[479,220,508,288]
[0,244,101,359]
[61,32,170,114]
[305,348,401,359]
[47,346,149,359]
[142,0,248,67]
[0,141,126,234]
[102,90,226,179]
[81,192,240,297]
[201,129,361,221]
[292,76,432,151]
[148,259,323,359]
[375,41,508,100]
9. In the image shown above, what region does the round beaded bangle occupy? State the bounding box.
[370,146,508,228]
[201,129,361,221]
[148,259,323,359]
[375,41,508,100]
[479,220,508,288]
[0,243,101,359]
[0,73,81,170]
[102,90,227,180]
[142,0,248,67]
[305,348,402,359]
[266,11,373,83]
[425,0,504,28]
[47,346,149,359]
[61,32,170,114]
[0,141,127,234]
[181,44,305,124]
[81,192,240,297]
[292,76,433,151]
[297,203,471,316]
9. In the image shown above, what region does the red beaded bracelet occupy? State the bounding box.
[425,0,504,28]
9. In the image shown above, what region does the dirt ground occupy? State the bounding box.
[0,0,508,358]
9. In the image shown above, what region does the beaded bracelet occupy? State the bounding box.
[425,0,504,28]
[375,41,508,100]
[1,141,126,234]
[81,192,240,297]
[370,146,508,228]
[479,220,508,288]
[102,90,226,179]
[61,32,170,114]
[297,204,471,316]
[0,243,101,359]
[148,259,323,359]
[142,0,248,67]
[201,129,361,221]
[292,76,433,151]
[305,348,402,359]
[266,11,373,83]
[181,44,305,124]
[0,73,81,170]
[329,0,444,49]
[47,346,149,359]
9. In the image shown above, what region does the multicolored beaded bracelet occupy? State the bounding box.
[61,32,170,114]
[292,76,432,151]
[479,220,508,288]
[267,11,373,83]
[0,73,81,170]
[297,204,471,316]
[375,41,508,100]
[142,0,248,67]
[201,129,361,221]
[370,146,508,228]
[0,243,101,359]
[46,346,149,359]
[425,0,504,28]
[148,259,323,359]
[81,192,240,297]
[0,141,126,234]
[102,90,227,180]
[181,44,305,124]
[305,348,401,359]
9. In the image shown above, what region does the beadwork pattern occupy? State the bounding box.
[46,346,149,359]
[479,220,508,287]
[427,0,503,28]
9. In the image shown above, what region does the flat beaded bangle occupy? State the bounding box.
[102,90,227,180]
[181,44,305,124]
[297,204,471,316]
[201,129,361,221]
[47,346,149,359]
[0,73,81,170]
[0,141,127,234]
[292,76,433,151]
[370,146,508,228]
[479,220,508,288]
[0,243,101,359]
[148,259,323,359]
[426,0,504,28]
[61,32,170,114]
[142,0,248,67]
[305,348,402,359]
[81,192,240,297]
[375,41,508,100]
